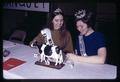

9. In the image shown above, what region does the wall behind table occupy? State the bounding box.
[96,2,118,65]
[2,9,25,39]
[2,9,48,45]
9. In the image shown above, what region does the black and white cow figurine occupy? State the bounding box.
[33,28,64,66]
[34,44,64,66]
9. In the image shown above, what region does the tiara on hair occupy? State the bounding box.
[54,8,62,14]
[74,10,86,19]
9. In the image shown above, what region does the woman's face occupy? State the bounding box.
[76,20,89,35]
[52,14,64,30]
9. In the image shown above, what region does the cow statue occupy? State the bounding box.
[35,44,64,66]
[33,28,64,66]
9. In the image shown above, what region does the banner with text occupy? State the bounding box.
[3,3,49,12]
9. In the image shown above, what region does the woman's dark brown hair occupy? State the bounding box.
[46,8,68,48]
[75,9,95,28]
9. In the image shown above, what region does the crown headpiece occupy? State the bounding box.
[75,10,86,19]
[54,8,62,15]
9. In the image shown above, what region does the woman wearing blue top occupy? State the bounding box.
[67,9,107,64]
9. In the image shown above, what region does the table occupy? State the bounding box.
[3,40,117,79]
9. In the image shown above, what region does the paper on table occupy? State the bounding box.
[3,58,26,70]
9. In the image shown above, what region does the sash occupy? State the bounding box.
[41,28,54,45]
[78,34,87,56]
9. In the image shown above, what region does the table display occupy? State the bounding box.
[3,40,117,79]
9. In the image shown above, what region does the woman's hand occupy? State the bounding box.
[29,40,37,47]
[66,53,78,62]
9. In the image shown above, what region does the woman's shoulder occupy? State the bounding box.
[91,31,104,37]
[35,28,51,37]
[94,31,103,34]
[91,32,105,42]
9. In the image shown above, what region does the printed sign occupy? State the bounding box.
[3,3,49,12]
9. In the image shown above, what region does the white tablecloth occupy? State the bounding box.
[3,40,117,79]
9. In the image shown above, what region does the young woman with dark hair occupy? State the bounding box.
[67,9,107,64]
[30,8,73,54]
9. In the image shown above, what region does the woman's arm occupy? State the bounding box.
[29,33,44,46]
[67,47,107,64]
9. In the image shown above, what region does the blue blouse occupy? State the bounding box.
[75,32,106,56]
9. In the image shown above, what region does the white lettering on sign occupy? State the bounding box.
[3,3,49,12]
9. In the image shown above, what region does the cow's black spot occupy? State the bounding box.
[44,45,52,56]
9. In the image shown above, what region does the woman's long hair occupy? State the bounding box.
[46,8,68,48]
